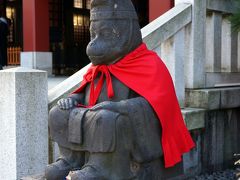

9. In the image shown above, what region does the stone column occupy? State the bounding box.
[206,12,222,73]
[160,29,185,107]
[238,32,240,72]
[175,0,207,88]
[221,17,238,73]
[0,68,48,179]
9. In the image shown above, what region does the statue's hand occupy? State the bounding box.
[57,97,78,110]
[90,101,128,115]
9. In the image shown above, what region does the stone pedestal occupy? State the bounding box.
[0,67,48,179]
[21,52,52,75]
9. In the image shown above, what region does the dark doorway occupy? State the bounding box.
[132,0,149,28]
[50,0,90,75]
[0,0,23,47]
[0,0,22,65]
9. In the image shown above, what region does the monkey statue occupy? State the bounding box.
[46,0,195,179]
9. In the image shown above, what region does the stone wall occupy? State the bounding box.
[180,87,240,178]
[202,108,240,172]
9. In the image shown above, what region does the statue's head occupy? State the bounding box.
[86,0,142,65]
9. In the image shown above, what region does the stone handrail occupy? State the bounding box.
[48,3,192,106]
[142,3,191,50]
[48,64,91,108]
[207,0,238,14]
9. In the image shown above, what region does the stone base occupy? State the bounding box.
[21,174,46,180]
[21,52,52,75]
[0,68,48,179]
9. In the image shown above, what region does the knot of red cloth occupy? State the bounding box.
[85,65,114,106]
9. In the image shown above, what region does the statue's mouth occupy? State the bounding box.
[88,55,107,65]
[88,55,105,58]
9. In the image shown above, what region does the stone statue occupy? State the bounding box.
[46,0,195,179]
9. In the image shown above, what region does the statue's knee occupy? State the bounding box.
[49,106,61,124]
[49,105,70,132]
[95,109,119,123]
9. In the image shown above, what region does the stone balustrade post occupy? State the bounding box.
[175,0,207,88]
[0,67,48,179]
[160,29,185,107]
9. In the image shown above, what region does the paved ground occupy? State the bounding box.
[189,169,239,180]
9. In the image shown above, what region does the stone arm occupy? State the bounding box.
[89,98,130,115]
[57,93,84,110]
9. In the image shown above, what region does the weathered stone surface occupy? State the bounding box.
[142,3,191,50]
[182,108,205,130]
[21,52,53,75]
[161,29,185,107]
[0,67,48,179]
[206,72,240,87]
[185,89,221,110]
[183,129,203,178]
[202,108,240,173]
[21,174,46,180]
[207,0,238,14]
[238,32,240,72]
[220,87,240,109]
[205,12,222,73]
[185,87,240,110]
[176,0,207,89]
[221,18,234,73]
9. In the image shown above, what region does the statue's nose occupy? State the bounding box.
[89,41,95,47]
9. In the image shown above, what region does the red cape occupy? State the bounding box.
[73,43,195,168]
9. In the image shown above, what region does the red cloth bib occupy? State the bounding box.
[72,43,195,168]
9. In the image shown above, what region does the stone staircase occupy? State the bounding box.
[183,86,240,132]
[181,86,240,178]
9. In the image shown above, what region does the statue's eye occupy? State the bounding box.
[90,31,96,39]
[102,29,112,37]
[100,28,119,39]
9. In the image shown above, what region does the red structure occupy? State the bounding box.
[22,0,49,52]
[149,0,174,22]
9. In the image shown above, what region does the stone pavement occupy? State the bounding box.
[189,169,238,180]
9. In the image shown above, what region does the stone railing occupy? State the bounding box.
[48,64,91,109]
[205,0,240,87]
[142,3,192,106]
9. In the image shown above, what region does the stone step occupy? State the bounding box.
[185,86,240,110]
[21,174,45,180]
[190,169,238,180]
[181,108,205,131]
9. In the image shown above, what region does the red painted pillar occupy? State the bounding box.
[149,0,174,22]
[22,0,49,51]
[21,0,52,74]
